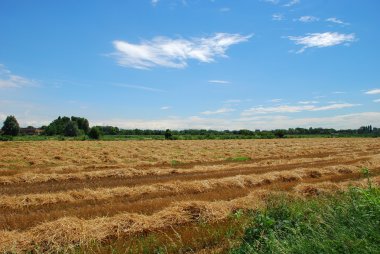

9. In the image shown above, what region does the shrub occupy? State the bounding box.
[0,135,13,141]
[1,115,20,136]
[165,129,173,140]
[89,127,101,140]
[274,129,286,138]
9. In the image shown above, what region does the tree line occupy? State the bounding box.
[1,115,380,140]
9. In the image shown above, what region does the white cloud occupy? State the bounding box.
[373,99,380,103]
[208,80,230,84]
[160,106,171,110]
[326,17,349,26]
[201,108,235,115]
[113,84,165,92]
[91,112,380,130]
[311,103,358,111]
[272,14,284,21]
[269,98,282,103]
[262,0,280,4]
[219,7,230,12]
[288,32,356,53]
[112,33,252,69]
[284,0,300,7]
[365,89,380,95]
[224,99,242,104]
[151,0,159,6]
[332,91,345,94]
[298,16,319,22]
[298,101,318,104]
[241,103,359,116]
[0,64,38,88]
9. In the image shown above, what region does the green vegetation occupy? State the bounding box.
[165,129,173,140]
[1,115,20,136]
[71,185,379,254]
[44,116,89,136]
[63,120,80,137]
[231,186,380,254]
[170,160,182,167]
[88,126,101,140]
[226,156,251,162]
[1,114,380,141]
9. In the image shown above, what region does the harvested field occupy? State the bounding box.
[0,138,379,252]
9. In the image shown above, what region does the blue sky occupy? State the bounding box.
[1,0,379,130]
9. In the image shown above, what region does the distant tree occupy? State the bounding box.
[274,129,286,138]
[1,115,20,136]
[45,116,89,136]
[165,129,173,140]
[64,121,80,137]
[88,127,101,140]
[71,116,90,134]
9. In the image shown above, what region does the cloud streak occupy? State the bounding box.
[272,14,284,21]
[241,103,359,116]
[113,84,165,92]
[326,17,349,26]
[208,80,230,85]
[288,32,356,53]
[0,64,38,88]
[365,89,380,95]
[112,33,251,69]
[298,16,319,22]
[283,0,300,7]
[90,112,380,130]
[201,108,235,115]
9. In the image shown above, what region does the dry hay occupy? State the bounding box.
[0,138,379,253]
[0,166,357,209]
[0,191,269,253]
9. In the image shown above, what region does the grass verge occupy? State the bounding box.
[231,186,380,254]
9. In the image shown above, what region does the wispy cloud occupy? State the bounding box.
[288,32,356,53]
[112,33,252,69]
[113,83,165,92]
[224,99,241,104]
[374,99,380,103]
[326,17,349,26]
[298,16,319,22]
[333,91,346,94]
[269,98,282,103]
[201,108,235,115]
[160,106,171,110]
[365,89,380,95]
[91,112,380,130]
[272,14,284,21]
[298,100,318,104]
[262,0,280,5]
[283,0,300,7]
[151,0,159,6]
[208,80,230,85]
[241,103,359,116]
[0,64,38,88]
[219,7,230,12]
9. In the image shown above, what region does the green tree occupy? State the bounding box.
[1,115,20,136]
[88,127,101,140]
[165,129,173,140]
[64,121,80,137]
[274,129,286,138]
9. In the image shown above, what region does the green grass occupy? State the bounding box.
[170,159,182,167]
[231,186,380,254]
[226,156,251,162]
